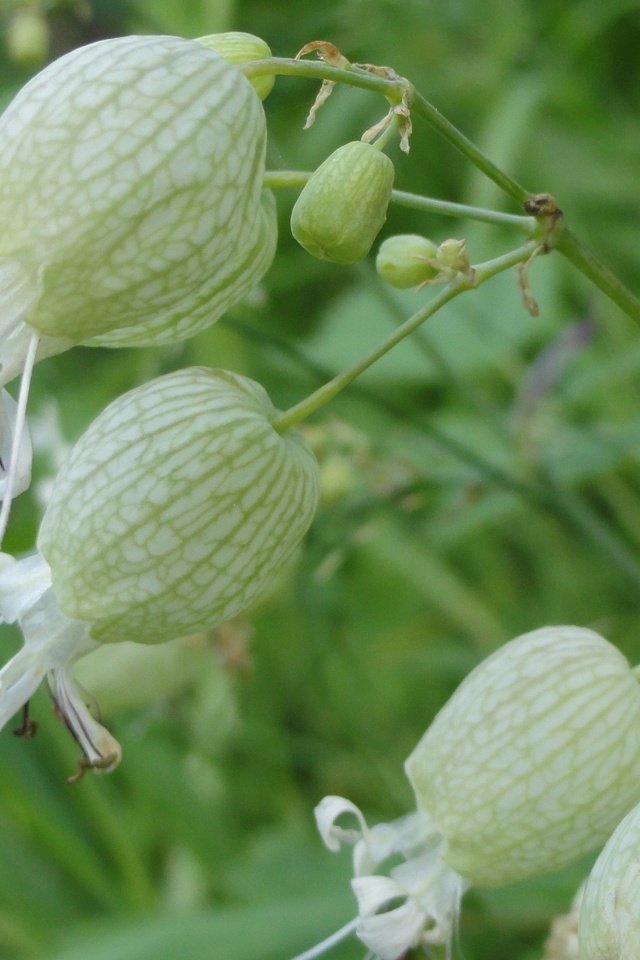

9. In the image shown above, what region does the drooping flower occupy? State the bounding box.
[579,800,640,959]
[0,367,319,772]
[300,626,640,960]
[0,33,278,520]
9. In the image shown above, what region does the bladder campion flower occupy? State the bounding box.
[579,800,640,959]
[0,34,278,528]
[0,367,319,772]
[0,33,276,368]
[300,626,640,960]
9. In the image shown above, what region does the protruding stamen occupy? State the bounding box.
[0,330,38,546]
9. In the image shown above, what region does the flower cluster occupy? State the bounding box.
[303,626,640,959]
[0,33,316,774]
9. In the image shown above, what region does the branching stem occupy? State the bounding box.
[272,241,539,433]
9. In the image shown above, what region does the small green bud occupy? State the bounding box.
[38,368,319,645]
[375,234,439,288]
[405,626,640,887]
[0,35,274,350]
[579,801,640,959]
[291,141,395,264]
[196,31,275,100]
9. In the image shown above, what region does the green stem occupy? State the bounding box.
[262,171,537,231]
[272,241,539,433]
[244,58,531,202]
[242,57,406,100]
[251,58,640,324]
[410,89,531,204]
[554,225,640,327]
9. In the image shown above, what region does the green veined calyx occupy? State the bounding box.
[196,31,275,100]
[0,33,275,363]
[0,33,278,538]
[305,626,640,959]
[579,800,640,959]
[38,367,319,645]
[291,141,395,264]
[0,367,319,774]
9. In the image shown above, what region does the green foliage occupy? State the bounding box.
[2,1,640,959]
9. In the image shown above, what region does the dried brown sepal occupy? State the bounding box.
[362,98,412,154]
[523,193,564,252]
[67,750,121,784]
[353,62,403,82]
[295,40,350,68]
[13,702,37,739]
[303,79,336,130]
[517,244,545,317]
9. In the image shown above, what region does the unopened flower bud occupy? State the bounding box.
[375,234,439,288]
[0,35,276,380]
[291,141,394,264]
[196,32,275,100]
[579,801,640,959]
[38,367,319,645]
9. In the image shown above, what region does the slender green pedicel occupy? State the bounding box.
[37,368,320,644]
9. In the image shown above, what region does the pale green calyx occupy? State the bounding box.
[405,625,640,886]
[37,367,320,645]
[303,626,640,960]
[0,34,276,369]
[290,141,395,264]
[579,801,640,959]
[375,234,439,288]
[196,32,275,100]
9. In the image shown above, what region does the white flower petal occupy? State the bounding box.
[352,874,407,917]
[0,551,51,623]
[48,667,121,776]
[355,893,426,960]
[314,795,370,853]
[0,646,44,729]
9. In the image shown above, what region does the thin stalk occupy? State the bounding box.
[262,171,536,231]
[290,917,359,960]
[244,59,529,201]
[272,241,539,433]
[554,226,640,328]
[407,90,530,204]
[242,57,405,100]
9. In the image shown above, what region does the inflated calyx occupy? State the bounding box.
[0,34,277,383]
[312,626,640,959]
[0,368,319,773]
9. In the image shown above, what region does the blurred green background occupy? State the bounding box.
[2,0,640,957]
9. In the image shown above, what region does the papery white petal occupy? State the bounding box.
[353,810,439,876]
[352,874,407,917]
[0,646,44,728]
[0,551,50,622]
[391,852,467,943]
[48,667,121,774]
[357,901,426,960]
[315,795,370,853]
